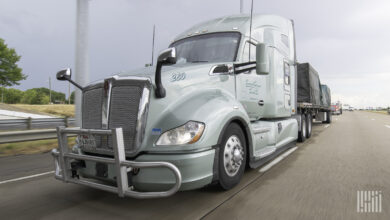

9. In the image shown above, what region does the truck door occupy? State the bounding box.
[236,41,266,120]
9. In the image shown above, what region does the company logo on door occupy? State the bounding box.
[245,79,261,95]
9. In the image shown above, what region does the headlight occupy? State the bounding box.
[156,121,205,145]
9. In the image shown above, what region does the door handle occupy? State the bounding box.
[258,100,264,106]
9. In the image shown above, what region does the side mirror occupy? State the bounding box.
[56,68,71,80]
[256,43,269,75]
[155,48,177,98]
[55,68,83,90]
[157,47,177,64]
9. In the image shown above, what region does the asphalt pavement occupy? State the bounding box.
[0,111,389,219]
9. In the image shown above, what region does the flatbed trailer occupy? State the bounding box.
[295,63,331,142]
[297,102,331,122]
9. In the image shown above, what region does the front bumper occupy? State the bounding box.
[52,126,183,199]
[52,126,215,198]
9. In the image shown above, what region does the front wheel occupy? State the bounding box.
[218,123,247,190]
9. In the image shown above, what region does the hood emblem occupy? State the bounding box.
[170,72,186,82]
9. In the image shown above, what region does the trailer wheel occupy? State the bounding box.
[323,111,332,124]
[218,123,247,190]
[298,114,306,142]
[306,113,312,138]
[326,111,332,123]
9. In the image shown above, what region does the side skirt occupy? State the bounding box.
[249,140,297,169]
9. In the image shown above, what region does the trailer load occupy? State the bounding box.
[296,62,331,139]
[297,63,321,106]
[320,84,331,108]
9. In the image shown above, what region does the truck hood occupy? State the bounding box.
[115,62,236,153]
[117,62,221,82]
[115,62,233,98]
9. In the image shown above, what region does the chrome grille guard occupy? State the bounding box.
[52,126,182,199]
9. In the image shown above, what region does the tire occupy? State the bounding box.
[298,114,306,143]
[326,111,332,123]
[306,113,312,139]
[218,123,247,190]
[323,111,332,124]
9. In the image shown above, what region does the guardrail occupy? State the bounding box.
[0,118,75,130]
[0,129,77,144]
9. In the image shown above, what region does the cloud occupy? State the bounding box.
[323,72,390,108]
[1,0,389,107]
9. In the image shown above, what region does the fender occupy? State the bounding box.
[143,87,255,155]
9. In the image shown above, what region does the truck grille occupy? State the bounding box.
[81,78,150,156]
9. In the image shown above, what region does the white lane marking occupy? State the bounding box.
[371,119,375,121]
[385,125,390,129]
[0,171,54,185]
[0,110,56,119]
[335,118,338,121]
[324,124,330,128]
[259,146,298,173]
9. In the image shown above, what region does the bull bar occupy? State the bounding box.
[52,126,182,199]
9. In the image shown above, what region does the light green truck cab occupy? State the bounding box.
[53,14,299,198]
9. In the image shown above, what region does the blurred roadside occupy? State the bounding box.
[0,103,75,157]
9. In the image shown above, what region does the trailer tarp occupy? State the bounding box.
[320,84,331,108]
[297,63,321,105]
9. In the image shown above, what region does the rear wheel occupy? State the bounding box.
[323,111,332,124]
[218,123,247,190]
[306,113,312,138]
[298,114,306,142]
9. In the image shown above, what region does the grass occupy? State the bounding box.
[0,103,76,156]
[0,137,76,157]
[10,104,75,117]
[365,110,389,115]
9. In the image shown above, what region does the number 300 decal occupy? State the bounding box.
[170,72,186,82]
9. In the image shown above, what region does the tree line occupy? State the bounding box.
[1,38,75,105]
[0,87,74,104]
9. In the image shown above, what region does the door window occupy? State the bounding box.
[242,42,256,63]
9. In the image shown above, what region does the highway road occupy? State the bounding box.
[0,111,389,219]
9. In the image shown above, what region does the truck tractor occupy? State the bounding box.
[52,14,331,198]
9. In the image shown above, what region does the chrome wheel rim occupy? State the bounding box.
[308,116,311,134]
[302,116,306,137]
[223,135,244,177]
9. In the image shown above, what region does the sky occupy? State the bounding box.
[0,0,389,108]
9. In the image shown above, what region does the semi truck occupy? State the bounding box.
[52,14,331,199]
[331,101,342,115]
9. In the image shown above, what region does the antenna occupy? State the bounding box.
[248,0,254,60]
[151,25,156,66]
[240,0,243,14]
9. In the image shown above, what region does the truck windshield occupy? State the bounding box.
[170,32,241,63]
